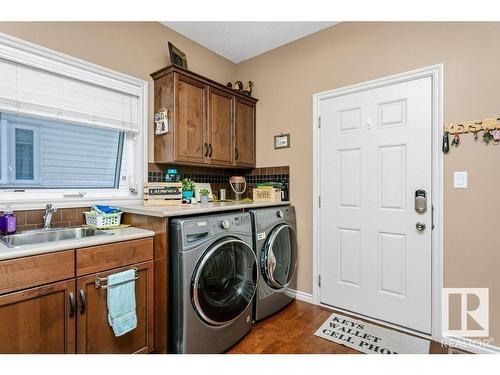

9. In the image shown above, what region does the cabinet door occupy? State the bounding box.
[174,74,207,164]
[0,279,76,354]
[76,261,154,354]
[234,97,256,167]
[208,87,233,166]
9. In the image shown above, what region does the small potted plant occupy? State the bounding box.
[181,178,195,199]
[199,188,210,205]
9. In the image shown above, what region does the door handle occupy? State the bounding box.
[416,222,426,232]
[203,143,208,157]
[79,289,86,315]
[208,144,213,157]
[235,148,239,160]
[69,292,75,318]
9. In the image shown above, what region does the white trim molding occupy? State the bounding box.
[312,64,444,342]
[286,288,313,304]
[0,32,148,210]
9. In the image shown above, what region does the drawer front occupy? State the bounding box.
[76,238,153,276]
[0,251,75,295]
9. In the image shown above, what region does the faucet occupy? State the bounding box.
[43,203,57,230]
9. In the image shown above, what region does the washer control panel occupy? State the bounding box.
[221,219,230,229]
[178,212,252,247]
[211,214,250,233]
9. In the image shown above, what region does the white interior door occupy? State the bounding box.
[319,77,432,334]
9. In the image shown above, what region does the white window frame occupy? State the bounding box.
[0,120,7,185]
[0,32,147,210]
[9,123,42,186]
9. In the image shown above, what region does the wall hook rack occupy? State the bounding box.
[444,117,500,134]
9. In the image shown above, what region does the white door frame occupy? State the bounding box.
[312,64,444,341]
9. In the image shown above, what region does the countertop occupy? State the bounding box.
[117,201,291,218]
[0,227,155,261]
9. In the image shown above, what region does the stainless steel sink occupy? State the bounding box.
[0,227,113,248]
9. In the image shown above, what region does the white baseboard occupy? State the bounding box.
[287,288,313,304]
[442,335,500,354]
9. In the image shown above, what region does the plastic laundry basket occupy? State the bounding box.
[84,211,122,228]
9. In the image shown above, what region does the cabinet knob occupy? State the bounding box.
[235,148,239,160]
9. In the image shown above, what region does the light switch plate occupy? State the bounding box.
[454,171,468,189]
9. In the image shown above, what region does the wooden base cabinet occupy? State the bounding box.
[0,279,76,354]
[0,237,155,354]
[76,261,154,354]
[151,65,257,168]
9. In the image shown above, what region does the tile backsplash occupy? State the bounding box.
[149,163,290,200]
[13,207,89,232]
[8,165,289,229]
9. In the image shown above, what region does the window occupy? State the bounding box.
[0,114,124,189]
[0,33,147,208]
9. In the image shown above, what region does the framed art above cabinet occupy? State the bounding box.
[151,65,257,168]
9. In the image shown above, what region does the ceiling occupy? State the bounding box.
[161,22,338,63]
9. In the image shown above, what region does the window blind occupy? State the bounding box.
[0,58,139,133]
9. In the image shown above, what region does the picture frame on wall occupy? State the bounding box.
[168,42,188,69]
[274,133,291,149]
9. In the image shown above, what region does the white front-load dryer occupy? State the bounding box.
[169,212,257,353]
[249,206,297,321]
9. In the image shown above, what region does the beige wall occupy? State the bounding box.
[0,22,236,161]
[1,21,499,343]
[235,22,500,342]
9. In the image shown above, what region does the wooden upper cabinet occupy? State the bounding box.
[0,279,76,354]
[208,87,233,166]
[234,97,256,167]
[76,261,154,354]
[151,65,257,167]
[175,74,207,164]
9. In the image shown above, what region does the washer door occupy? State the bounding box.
[192,238,257,326]
[261,224,297,289]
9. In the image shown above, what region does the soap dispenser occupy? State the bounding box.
[0,206,16,235]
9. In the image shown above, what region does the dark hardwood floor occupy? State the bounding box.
[227,300,448,354]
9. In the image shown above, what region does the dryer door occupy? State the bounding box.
[261,224,298,289]
[192,238,257,326]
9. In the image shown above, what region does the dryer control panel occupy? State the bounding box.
[252,206,296,232]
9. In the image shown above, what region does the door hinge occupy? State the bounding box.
[318,274,321,287]
[318,116,321,128]
[318,195,321,208]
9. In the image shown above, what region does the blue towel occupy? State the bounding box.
[106,269,137,337]
[94,204,120,214]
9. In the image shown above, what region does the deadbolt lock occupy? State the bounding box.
[415,190,427,214]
